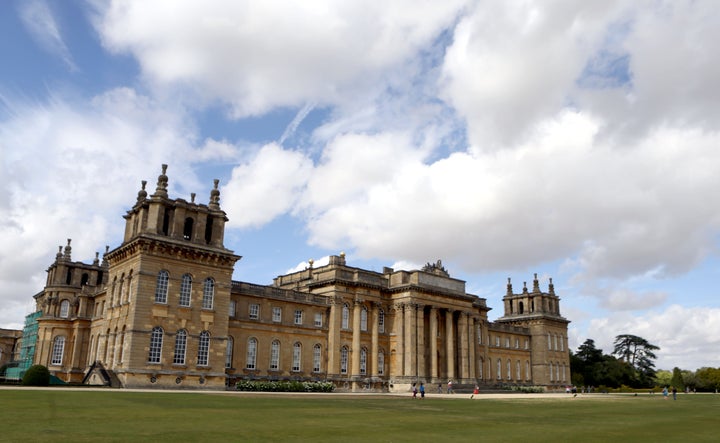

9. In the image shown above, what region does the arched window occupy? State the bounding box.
[183,217,194,240]
[179,274,192,307]
[125,270,133,304]
[496,359,502,379]
[341,304,350,329]
[148,327,163,363]
[270,340,280,370]
[507,359,512,380]
[225,337,234,369]
[519,301,524,314]
[292,342,301,372]
[478,357,483,379]
[547,333,552,350]
[378,309,385,333]
[202,278,214,309]
[51,336,65,365]
[359,348,367,375]
[360,307,368,331]
[246,338,257,370]
[119,326,126,363]
[562,364,566,382]
[549,362,554,381]
[340,346,349,374]
[117,274,124,305]
[516,360,521,380]
[59,300,70,318]
[154,271,169,304]
[173,330,187,365]
[378,350,385,375]
[197,331,210,366]
[313,344,322,373]
[81,273,89,286]
[205,216,214,244]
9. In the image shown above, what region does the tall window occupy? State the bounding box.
[378,350,385,375]
[229,300,236,317]
[249,304,259,320]
[246,338,257,369]
[360,307,368,331]
[526,361,531,380]
[154,271,169,304]
[179,274,192,307]
[313,344,322,372]
[294,310,303,325]
[496,359,502,380]
[270,340,280,370]
[148,327,163,363]
[202,278,214,309]
[273,307,282,322]
[51,336,65,365]
[225,337,234,369]
[507,359,512,380]
[314,312,323,327]
[547,333,552,350]
[359,348,367,375]
[560,336,565,351]
[197,331,210,366]
[340,346,349,374]
[292,342,301,372]
[341,304,350,329]
[516,360,521,380]
[125,270,133,304]
[378,309,385,333]
[515,338,520,349]
[173,330,187,365]
[59,300,70,318]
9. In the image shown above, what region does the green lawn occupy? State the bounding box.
[1,389,718,442]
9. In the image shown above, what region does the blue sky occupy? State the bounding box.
[2,0,720,371]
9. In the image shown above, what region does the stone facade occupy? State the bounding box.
[25,165,570,391]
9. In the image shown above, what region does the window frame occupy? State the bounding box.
[148,327,163,364]
[154,271,169,304]
[197,331,210,366]
[202,278,214,310]
[179,274,192,307]
[173,329,187,365]
[51,336,65,365]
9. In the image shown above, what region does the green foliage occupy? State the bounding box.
[572,335,661,388]
[670,367,684,390]
[21,365,50,386]
[236,380,335,392]
[653,369,671,387]
[612,334,659,387]
[508,385,545,393]
[695,367,720,391]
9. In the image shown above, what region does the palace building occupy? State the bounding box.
[17,165,570,391]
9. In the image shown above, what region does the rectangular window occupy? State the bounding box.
[51,337,65,365]
[505,337,510,348]
[313,345,321,372]
[270,341,280,370]
[495,336,500,347]
[515,338,520,349]
[197,332,210,366]
[314,312,323,327]
[229,300,236,317]
[525,339,529,350]
[273,307,282,322]
[249,304,259,320]
[294,310,303,325]
[378,310,385,333]
[292,344,301,372]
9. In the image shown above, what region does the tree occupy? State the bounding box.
[612,334,660,387]
[670,367,684,390]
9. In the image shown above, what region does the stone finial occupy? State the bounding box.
[56,246,63,261]
[522,281,528,294]
[209,179,220,209]
[137,180,148,201]
[548,277,555,295]
[308,258,314,269]
[102,245,109,267]
[63,239,72,260]
[533,273,540,293]
[153,164,169,198]
[506,277,513,295]
[191,192,196,203]
[93,251,100,266]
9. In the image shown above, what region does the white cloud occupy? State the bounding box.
[586,305,720,370]
[91,0,467,116]
[18,0,78,71]
[222,143,313,228]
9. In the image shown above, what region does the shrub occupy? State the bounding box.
[22,365,50,386]
[236,380,335,393]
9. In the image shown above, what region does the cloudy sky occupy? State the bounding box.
[2,0,719,371]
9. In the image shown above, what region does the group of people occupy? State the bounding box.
[411,382,426,399]
[662,386,678,400]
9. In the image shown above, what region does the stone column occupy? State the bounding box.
[393,303,404,377]
[71,326,83,370]
[327,298,340,376]
[404,303,416,377]
[445,310,455,380]
[351,299,362,377]
[416,304,425,379]
[468,315,476,380]
[429,306,438,380]
[371,303,380,377]
[458,312,468,379]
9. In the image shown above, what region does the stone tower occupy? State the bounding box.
[494,274,570,386]
[99,165,241,389]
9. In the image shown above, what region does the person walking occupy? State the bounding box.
[419,383,425,399]
[447,380,453,394]
[672,386,677,400]
[412,383,418,399]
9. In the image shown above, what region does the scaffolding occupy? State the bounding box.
[4,311,41,381]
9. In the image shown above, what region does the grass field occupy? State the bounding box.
[0,389,718,442]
